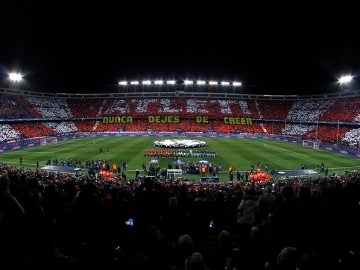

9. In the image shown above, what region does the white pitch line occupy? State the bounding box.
[328,165,360,170]
[263,143,310,157]
[24,152,54,154]
[52,139,107,153]
[2,161,37,166]
[28,139,106,154]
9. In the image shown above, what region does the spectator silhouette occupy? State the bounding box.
[185,252,206,270]
[0,173,26,266]
[175,235,194,268]
[236,187,259,235]
[271,186,299,251]
[259,184,276,222]
[160,196,189,242]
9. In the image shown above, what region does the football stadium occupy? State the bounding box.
[1,86,360,182]
[1,83,360,269]
[1,2,360,270]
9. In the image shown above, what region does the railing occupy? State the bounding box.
[2,86,360,100]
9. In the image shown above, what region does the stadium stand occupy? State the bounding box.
[0,91,360,145]
[25,96,73,119]
[282,124,316,136]
[45,121,78,134]
[256,100,294,120]
[320,97,360,122]
[67,98,103,118]
[0,95,32,119]
[11,123,56,138]
[286,99,335,121]
[305,125,350,143]
[16,96,43,118]
[73,120,97,132]
[342,128,360,146]
[0,124,21,142]
[104,99,131,115]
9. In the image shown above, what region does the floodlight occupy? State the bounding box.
[196,80,206,85]
[130,81,139,85]
[166,80,176,85]
[209,81,218,85]
[142,80,152,85]
[154,80,164,85]
[233,81,242,86]
[221,81,230,86]
[118,81,128,85]
[338,75,353,84]
[184,80,193,85]
[9,72,23,82]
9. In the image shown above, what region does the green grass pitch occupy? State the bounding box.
[1,136,359,181]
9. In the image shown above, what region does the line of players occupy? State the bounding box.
[144,149,217,158]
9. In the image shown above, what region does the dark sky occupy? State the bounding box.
[0,1,359,94]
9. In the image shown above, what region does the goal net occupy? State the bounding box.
[48,137,58,144]
[302,140,320,149]
[40,138,47,146]
[39,137,58,146]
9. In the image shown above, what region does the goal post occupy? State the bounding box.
[48,137,58,144]
[40,138,47,146]
[302,140,320,149]
[39,137,58,146]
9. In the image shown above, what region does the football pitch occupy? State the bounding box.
[1,136,359,180]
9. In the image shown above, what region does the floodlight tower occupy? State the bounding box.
[8,72,24,89]
[338,75,353,91]
[9,72,23,82]
[338,75,352,84]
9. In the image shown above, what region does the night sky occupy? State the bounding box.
[0,1,359,94]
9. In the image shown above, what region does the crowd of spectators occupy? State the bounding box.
[305,126,350,143]
[45,122,78,134]
[0,124,21,142]
[342,128,360,147]
[282,124,316,137]
[321,98,360,122]
[104,99,131,115]
[262,123,285,135]
[287,99,335,122]
[1,162,359,269]
[11,123,56,138]
[2,95,360,146]
[2,95,360,124]
[25,97,73,119]
[16,96,43,118]
[256,100,294,120]
[67,99,103,118]
[74,121,96,132]
[0,96,31,119]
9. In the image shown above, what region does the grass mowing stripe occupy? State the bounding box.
[50,139,107,153]
[206,138,243,169]
[258,139,360,170]
[264,139,314,156]
[242,139,303,169]
[1,136,359,179]
[262,143,310,157]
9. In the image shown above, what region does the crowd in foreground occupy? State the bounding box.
[1,162,360,270]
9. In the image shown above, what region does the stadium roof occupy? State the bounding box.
[0,1,359,94]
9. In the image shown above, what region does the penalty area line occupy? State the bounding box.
[262,143,310,157]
